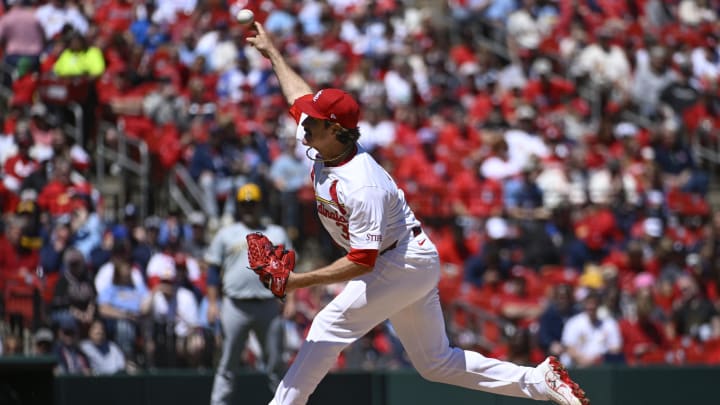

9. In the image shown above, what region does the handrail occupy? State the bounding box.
[476,37,510,62]
[693,140,720,164]
[96,121,150,220]
[619,110,657,132]
[168,182,197,218]
[94,121,211,221]
[66,102,84,147]
[0,62,15,109]
[169,164,214,217]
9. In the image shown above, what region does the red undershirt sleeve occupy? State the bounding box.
[346,248,379,268]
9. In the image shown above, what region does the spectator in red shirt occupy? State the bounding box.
[574,202,621,260]
[0,214,41,293]
[605,240,660,291]
[556,0,612,37]
[683,77,720,135]
[499,267,548,328]
[431,223,472,305]
[449,160,504,218]
[94,0,135,37]
[38,158,75,217]
[489,326,546,366]
[1,124,38,213]
[394,129,450,219]
[619,289,672,365]
[523,58,576,113]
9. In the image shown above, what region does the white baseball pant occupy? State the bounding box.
[269,233,549,405]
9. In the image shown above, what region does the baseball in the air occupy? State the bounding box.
[236,9,254,25]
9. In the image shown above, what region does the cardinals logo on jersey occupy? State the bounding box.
[316,180,349,240]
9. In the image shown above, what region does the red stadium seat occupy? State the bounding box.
[4,279,38,328]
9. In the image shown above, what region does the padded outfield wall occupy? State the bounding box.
[2,358,719,405]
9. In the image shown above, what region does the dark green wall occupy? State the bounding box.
[1,360,717,405]
[384,366,720,405]
[0,357,55,405]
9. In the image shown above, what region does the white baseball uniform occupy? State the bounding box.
[269,96,553,405]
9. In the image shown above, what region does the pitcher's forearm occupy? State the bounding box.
[266,47,313,104]
[287,256,372,290]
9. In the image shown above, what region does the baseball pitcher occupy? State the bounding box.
[243,22,589,405]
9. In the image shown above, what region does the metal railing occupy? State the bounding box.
[689,127,720,187]
[64,102,84,146]
[95,121,151,220]
[168,164,213,218]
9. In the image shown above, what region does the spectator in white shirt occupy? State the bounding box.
[141,266,204,367]
[506,0,543,52]
[357,107,396,152]
[574,26,631,93]
[481,137,523,181]
[632,46,678,117]
[383,60,415,108]
[152,0,197,24]
[504,105,549,170]
[80,319,127,375]
[691,40,720,81]
[536,161,586,209]
[35,0,89,40]
[678,0,717,27]
[561,291,624,367]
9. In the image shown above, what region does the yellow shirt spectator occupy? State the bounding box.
[53,33,105,77]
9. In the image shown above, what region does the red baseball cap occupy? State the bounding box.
[295,89,360,129]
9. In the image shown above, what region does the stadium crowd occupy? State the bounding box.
[1,0,720,376]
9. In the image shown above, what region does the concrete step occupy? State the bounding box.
[95,175,124,222]
[96,175,123,196]
[708,190,720,211]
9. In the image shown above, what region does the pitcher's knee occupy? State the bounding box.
[412,348,461,383]
[415,355,457,383]
[416,363,453,383]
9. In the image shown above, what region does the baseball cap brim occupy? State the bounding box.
[294,98,330,122]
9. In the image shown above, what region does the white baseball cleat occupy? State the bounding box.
[539,356,589,405]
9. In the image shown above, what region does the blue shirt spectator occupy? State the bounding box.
[505,174,543,210]
[485,0,518,23]
[264,8,296,37]
[538,284,578,357]
[72,210,103,260]
[98,279,148,315]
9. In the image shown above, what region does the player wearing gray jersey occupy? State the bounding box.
[207,183,292,405]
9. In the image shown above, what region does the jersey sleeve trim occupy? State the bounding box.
[346,248,378,268]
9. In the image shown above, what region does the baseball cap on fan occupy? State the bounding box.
[236,183,262,202]
[295,89,360,129]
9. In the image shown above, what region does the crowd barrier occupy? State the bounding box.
[2,357,719,405]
